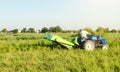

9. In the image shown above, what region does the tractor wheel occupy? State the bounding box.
[84,40,95,51]
[102,44,109,50]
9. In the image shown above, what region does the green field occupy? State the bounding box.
[0,33,120,72]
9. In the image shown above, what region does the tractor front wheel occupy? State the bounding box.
[102,44,109,50]
[84,40,95,51]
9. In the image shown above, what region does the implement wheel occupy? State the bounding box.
[84,40,95,51]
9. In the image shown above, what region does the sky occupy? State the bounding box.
[0,0,120,30]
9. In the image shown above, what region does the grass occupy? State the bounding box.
[0,33,120,72]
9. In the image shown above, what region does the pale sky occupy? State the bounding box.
[0,0,120,30]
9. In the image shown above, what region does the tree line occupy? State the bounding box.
[1,28,39,33]
[0,25,120,34]
[0,26,62,33]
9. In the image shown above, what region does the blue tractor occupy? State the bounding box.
[73,35,108,50]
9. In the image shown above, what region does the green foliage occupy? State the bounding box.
[41,27,49,33]
[49,26,62,32]
[84,27,93,34]
[0,33,119,72]
[111,29,117,33]
[27,28,36,33]
[96,27,105,36]
[21,28,27,33]
[10,29,19,33]
[2,28,8,33]
[118,29,120,33]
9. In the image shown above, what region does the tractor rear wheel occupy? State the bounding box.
[84,40,95,51]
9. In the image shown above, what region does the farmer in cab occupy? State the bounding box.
[80,30,91,38]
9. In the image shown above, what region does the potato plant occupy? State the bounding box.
[0,33,119,72]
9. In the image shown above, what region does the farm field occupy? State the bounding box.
[0,33,120,72]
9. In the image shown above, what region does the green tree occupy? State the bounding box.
[49,27,55,32]
[118,29,120,33]
[21,28,27,33]
[41,27,49,33]
[111,29,117,33]
[104,28,109,33]
[49,26,62,32]
[27,28,35,33]
[2,28,8,33]
[11,29,18,33]
[96,27,105,36]
[55,26,62,32]
[84,27,94,34]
